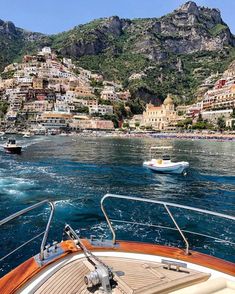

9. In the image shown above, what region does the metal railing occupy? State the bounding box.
[0,200,55,262]
[101,194,235,255]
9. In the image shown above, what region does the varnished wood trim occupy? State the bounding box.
[81,240,235,277]
[0,240,79,294]
[0,240,234,293]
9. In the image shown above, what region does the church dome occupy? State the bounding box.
[163,94,174,105]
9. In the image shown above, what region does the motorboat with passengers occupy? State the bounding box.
[0,194,234,293]
[143,146,189,174]
[3,138,22,154]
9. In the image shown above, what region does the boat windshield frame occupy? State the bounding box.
[162,154,171,160]
[150,146,173,159]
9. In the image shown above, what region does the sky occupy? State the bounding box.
[0,0,235,34]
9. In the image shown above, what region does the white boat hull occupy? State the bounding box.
[143,160,189,174]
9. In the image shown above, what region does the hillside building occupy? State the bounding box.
[101,86,119,101]
[89,104,113,115]
[142,94,178,130]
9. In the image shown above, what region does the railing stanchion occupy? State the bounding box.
[40,201,55,260]
[164,204,189,255]
[101,195,116,244]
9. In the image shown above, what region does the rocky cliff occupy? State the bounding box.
[1,1,235,103]
[51,1,235,62]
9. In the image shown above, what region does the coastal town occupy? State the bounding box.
[0,1,235,293]
[0,46,235,135]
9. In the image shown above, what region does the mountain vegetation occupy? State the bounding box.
[1,1,235,104]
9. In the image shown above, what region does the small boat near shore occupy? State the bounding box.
[143,146,189,174]
[0,131,6,140]
[3,138,22,154]
[22,132,31,138]
[144,156,189,174]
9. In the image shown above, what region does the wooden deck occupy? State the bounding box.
[0,240,234,294]
[34,256,210,294]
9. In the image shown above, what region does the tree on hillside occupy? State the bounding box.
[126,99,144,115]
[0,101,9,118]
[177,118,192,129]
[197,113,203,122]
[217,116,226,131]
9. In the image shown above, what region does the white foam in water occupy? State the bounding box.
[21,138,48,148]
[54,199,77,208]
[0,177,36,198]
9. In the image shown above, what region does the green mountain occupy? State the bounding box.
[0,19,48,68]
[1,1,235,104]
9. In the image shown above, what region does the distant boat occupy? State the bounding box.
[0,131,6,140]
[3,138,22,154]
[143,146,189,174]
[23,132,31,138]
[48,129,58,135]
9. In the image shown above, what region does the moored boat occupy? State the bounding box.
[22,132,32,138]
[0,194,234,294]
[3,138,22,154]
[144,146,189,174]
[144,156,189,174]
[0,131,6,140]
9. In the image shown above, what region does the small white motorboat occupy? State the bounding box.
[0,131,6,140]
[143,146,189,174]
[23,132,32,138]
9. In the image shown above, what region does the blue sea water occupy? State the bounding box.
[0,135,234,275]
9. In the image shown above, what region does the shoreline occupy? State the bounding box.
[1,129,235,142]
[149,132,235,142]
[66,131,235,142]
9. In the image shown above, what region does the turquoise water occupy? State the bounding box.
[0,135,234,274]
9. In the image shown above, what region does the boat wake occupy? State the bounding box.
[0,177,36,198]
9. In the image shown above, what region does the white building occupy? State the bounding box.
[129,114,143,128]
[6,111,17,121]
[17,77,33,84]
[201,109,233,124]
[58,71,73,79]
[41,47,52,55]
[66,91,77,101]
[89,105,113,115]
[226,118,235,128]
[54,101,71,113]
[101,86,119,101]
[79,69,92,79]
[38,112,72,129]
[76,99,98,108]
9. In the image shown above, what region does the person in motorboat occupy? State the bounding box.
[3,138,22,154]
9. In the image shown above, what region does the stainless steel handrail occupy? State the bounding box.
[110,219,235,246]
[0,200,55,261]
[101,194,235,254]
